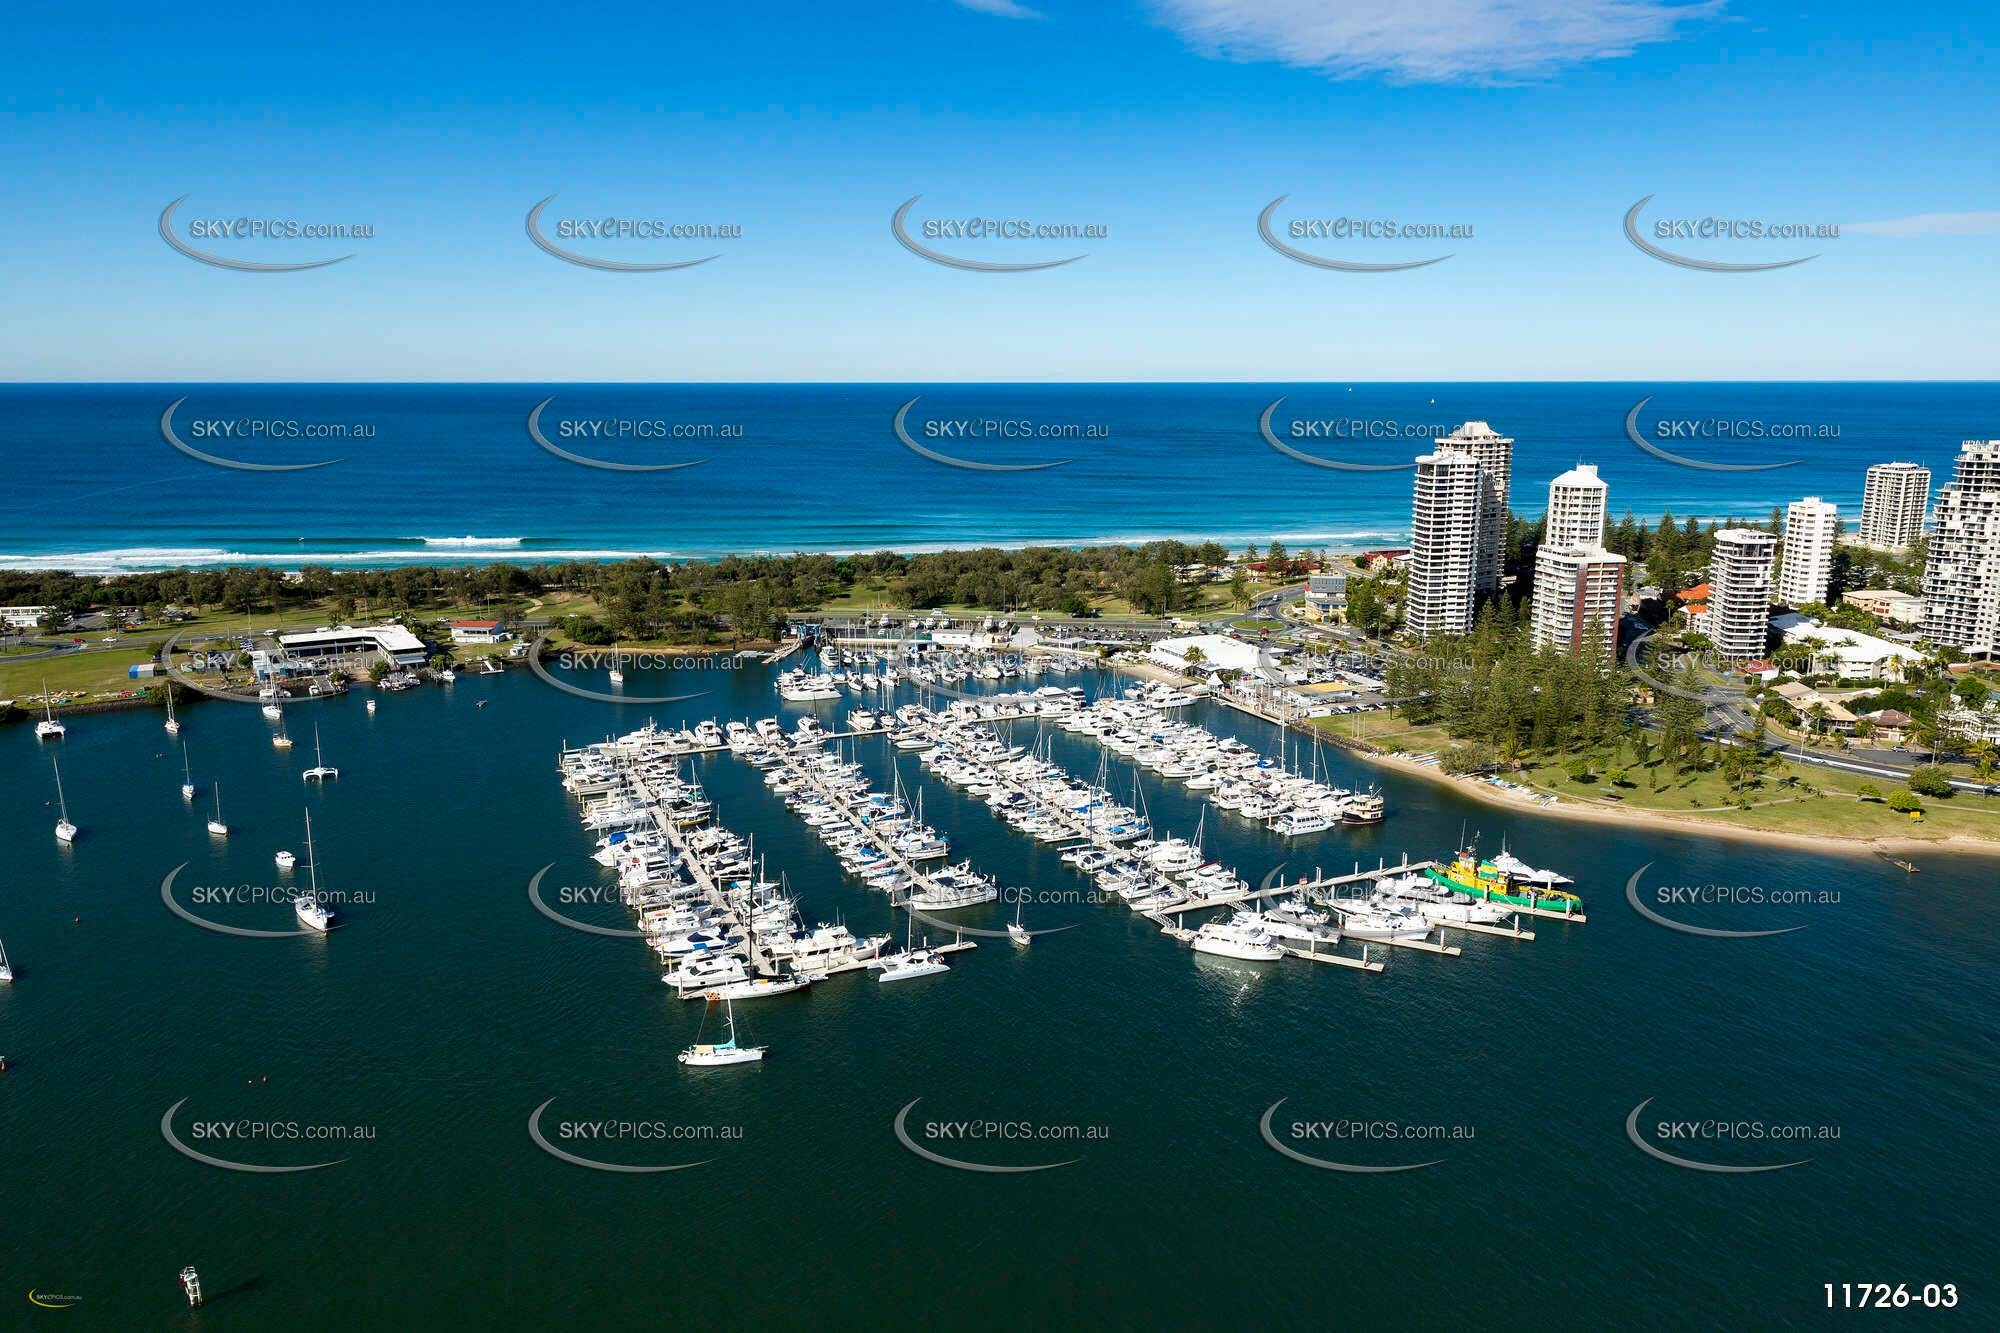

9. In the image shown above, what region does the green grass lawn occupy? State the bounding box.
[1307,710,2000,846]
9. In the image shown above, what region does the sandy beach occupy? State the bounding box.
[1349,743,2000,859]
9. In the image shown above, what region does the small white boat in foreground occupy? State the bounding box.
[52,757,78,844]
[678,996,766,1066]
[293,811,335,932]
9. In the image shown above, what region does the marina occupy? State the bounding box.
[544,657,1570,992]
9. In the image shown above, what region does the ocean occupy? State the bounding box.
[2,661,1995,1327]
[2,382,1996,572]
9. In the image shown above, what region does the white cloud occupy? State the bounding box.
[954,0,1044,17]
[1843,211,2000,238]
[1147,0,1715,82]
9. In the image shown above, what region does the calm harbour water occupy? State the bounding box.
[2,660,1995,1328]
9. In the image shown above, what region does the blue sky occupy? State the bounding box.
[3,1,1993,381]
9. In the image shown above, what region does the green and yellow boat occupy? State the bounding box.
[1425,849,1583,913]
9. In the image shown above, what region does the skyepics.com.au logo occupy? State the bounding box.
[1259,1098,1468,1173]
[892,1098,1104,1173]
[526,865,643,939]
[161,396,357,472]
[160,1098,372,1173]
[525,195,741,271]
[1257,398,1430,472]
[891,397,1086,472]
[1257,196,1466,272]
[521,631,716,706]
[1624,196,1835,272]
[528,1098,736,1172]
[527,397,724,472]
[1623,396,1813,472]
[901,886,1084,942]
[1623,862,1834,939]
[159,195,372,271]
[891,195,1103,272]
[160,866,365,938]
[1623,635,1820,706]
[1625,1097,1835,1172]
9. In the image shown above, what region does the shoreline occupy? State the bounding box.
[1346,741,2000,859]
[1090,657,2000,860]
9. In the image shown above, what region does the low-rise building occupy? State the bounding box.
[277,623,430,668]
[1770,613,1914,681]
[1769,680,1858,734]
[0,605,55,630]
[448,619,509,644]
[1859,708,1913,744]
[1843,589,1924,626]
[1148,633,1266,675]
[1304,573,1347,612]
[1945,701,2000,745]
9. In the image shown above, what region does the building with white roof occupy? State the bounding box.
[1147,633,1265,675]
[277,624,429,668]
[1769,612,1914,681]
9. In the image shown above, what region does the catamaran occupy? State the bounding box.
[678,996,767,1066]
[206,784,229,837]
[35,682,64,740]
[303,724,338,781]
[876,912,951,982]
[52,758,78,843]
[293,811,335,931]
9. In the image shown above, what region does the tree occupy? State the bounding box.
[1886,789,1922,813]
[1906,765,1955,798]
[1856,781,1882,802]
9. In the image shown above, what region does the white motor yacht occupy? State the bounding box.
[1190,917,1283,961]
[877,947,950,982]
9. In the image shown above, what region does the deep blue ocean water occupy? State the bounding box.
[2,383,1995,570]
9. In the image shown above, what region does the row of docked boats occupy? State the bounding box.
[1062,694,1385,831]
[558,717,963,992]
